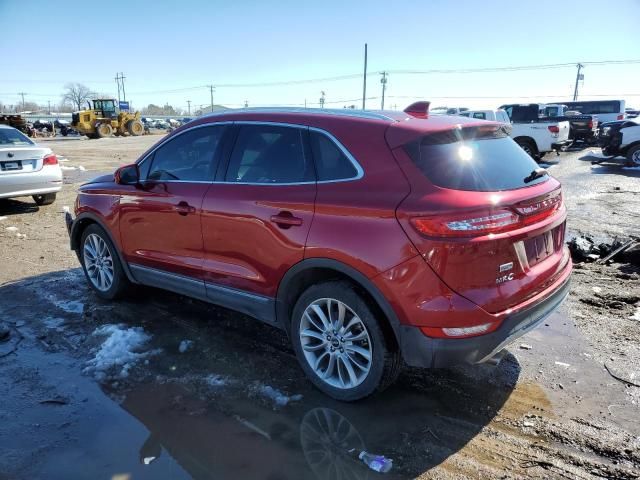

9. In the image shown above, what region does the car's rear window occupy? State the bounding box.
[404,126,548,191]
[0,128,33,146]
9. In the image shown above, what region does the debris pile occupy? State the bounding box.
[567,236,639,265]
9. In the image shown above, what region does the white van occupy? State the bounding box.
[559,100,626,123]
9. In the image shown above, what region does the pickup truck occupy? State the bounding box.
[541,104,599,142]
[499,104,571,159]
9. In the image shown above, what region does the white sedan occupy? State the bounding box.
[0,125,62,205]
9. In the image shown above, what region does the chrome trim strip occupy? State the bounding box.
[205,281,271,303]
[135,121,365,186]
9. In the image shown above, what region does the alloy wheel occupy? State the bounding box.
[83,233,114,292]
[299,298,372,389]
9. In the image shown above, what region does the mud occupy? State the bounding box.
[1,137,639,479]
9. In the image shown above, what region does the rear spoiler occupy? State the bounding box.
[404,101,431,119]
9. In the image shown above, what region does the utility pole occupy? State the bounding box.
[380,72,388,110]
[209,85,215,112]
[187,100,191,115]
[120,72,126,102]
[48,100,51,114]
[319,91,326,109]
[18,92,26,111]
[572,63,583,101]
[115,73,121,102]
[244,100,248,108]
[362,43,368,110]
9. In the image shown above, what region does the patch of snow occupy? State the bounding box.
[16,233,26,239]
[622,165,640,171]
[519,343,533,350]
[62,206,70,213]
[178,339,193,353]
[257,384,303,407]
[555,361,571,368]
[78,165,86,171]
[631,308,640,321]
[592,286,602,294]
[60,165,77,171]
[85,324,158,380]
[0,216,7,221]
[53,299,84,314]
[5,226,18,232]
[205,374,228,387]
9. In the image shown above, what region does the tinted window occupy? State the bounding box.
[225,125,313,183]
[472,112,486,120]
[563,101,621,115]
[404,126,546,191]
[147,126,224,181]
[0,128,33,146]
[309,131,358,181]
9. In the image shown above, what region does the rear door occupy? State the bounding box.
[200,123,316,308]
[119,125,226,280]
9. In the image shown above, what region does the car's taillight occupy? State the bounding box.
[547,125,560,134]
[411,191,563,238]
[43,153,58,166]
[588,119,593,129]
[410,209,520,237]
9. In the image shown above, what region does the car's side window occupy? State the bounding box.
[472,112,486,120]
[225,125,314,184]
[309,130,358,181]
[146,125,224,182]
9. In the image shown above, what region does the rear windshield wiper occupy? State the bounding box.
[523,168,548,183]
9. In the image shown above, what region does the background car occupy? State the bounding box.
[0,125,62,205]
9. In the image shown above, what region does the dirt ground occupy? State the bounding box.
[1,136,639,480]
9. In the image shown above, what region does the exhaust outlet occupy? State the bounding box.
[484,350,505,366]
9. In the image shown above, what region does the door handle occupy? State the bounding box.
[175,201,195,216]
[270,211,303,228]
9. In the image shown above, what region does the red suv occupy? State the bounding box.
[66,107,571,401]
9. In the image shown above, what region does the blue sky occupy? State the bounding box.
[1,0,639,112]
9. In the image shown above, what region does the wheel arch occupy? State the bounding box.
[513,135,538,152]
[70,212,136,283]
[276,258,401,351]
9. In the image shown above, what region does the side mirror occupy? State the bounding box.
[115,163,140,185]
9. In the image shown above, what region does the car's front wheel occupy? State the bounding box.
[80,224,129,299]
[625,144,640,167]
[291,281,401,401]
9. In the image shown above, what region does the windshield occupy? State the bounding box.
[404,126,547,191]
[0,128,34,146]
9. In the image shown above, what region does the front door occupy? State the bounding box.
[200,124,316,305]
[119,125,227,281]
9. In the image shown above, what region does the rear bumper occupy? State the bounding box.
[400,271,571,368]
[0,167,62,199]
[551,140,571,150]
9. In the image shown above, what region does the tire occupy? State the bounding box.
[625,144,640,167]
[32,193,56,206]
[127,120,144,136]
[80,224,129,300]
[291,281,401,401]
[96,123,113,138]
[515,138,538,159]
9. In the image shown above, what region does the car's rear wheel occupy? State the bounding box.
[80,224,128,299]
[32,193,56,206]
[291,281,401,401]
[625,144,640,167]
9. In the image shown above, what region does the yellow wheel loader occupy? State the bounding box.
[71,99,144,138]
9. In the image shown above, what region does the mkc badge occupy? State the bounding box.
[496,262,514,284]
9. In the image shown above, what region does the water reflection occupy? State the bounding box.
[121,358,518,480]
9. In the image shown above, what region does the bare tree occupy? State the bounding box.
[62,83,95,111]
